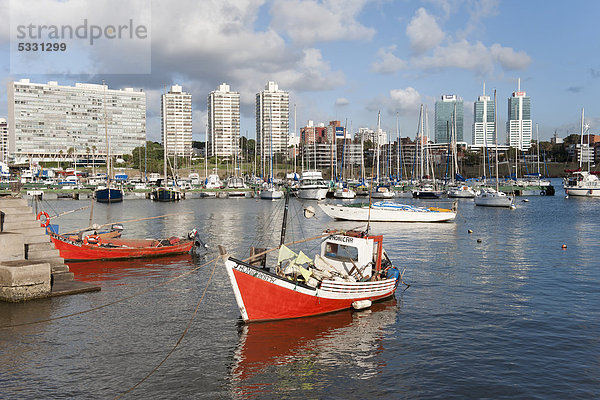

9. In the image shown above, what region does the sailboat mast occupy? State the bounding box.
[494,90,499,192]
[269,105,274,186]
[419,104,424,180]
[163,87,168,188]
[536,123,540,175]
[396,113,400,181]
[376,111,381,183]
[102,81,111,201]
[293,104,297,177]
[360,128,365,184]
[580,107,584,170]
[279,191,290,247]
[204,122,208,180]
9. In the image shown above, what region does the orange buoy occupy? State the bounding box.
[562,244,567,249]
[36,211,50,227]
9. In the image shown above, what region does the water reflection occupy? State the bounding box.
[230,299,399,398]
[67,254,195,282]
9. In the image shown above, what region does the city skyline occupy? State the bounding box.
[0,0,598,145]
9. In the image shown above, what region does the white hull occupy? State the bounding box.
[371,191,395,199]
[564,187,600,197]
[447,187,476,198]
[319,203,456,222]
[333,189,356,199]
[260,188,283,200]
[564,171,600,197]
[298,187,328,200]
[474,190,514,208]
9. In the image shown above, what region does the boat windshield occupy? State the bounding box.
[324,242,359,262]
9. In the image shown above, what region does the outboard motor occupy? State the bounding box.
[189,228,208,255]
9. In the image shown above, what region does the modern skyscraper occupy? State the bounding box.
[435,95,464,143]
[0,118,7,163]
[207,83,240,159]
[506,78,532,150]
[161,84,192,157]
[256,81,289,167]
[7,79,146,162]
[472,84,496,146]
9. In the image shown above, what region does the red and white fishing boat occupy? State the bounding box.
[224,228,401,323]
[50,229,205,261]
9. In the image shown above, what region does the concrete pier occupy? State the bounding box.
[0,196,100,302]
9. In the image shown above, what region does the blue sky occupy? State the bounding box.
[1,0,599,144]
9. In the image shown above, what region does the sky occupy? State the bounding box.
[1,0,599,144]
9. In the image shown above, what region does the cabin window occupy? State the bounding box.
[324,243,358,262]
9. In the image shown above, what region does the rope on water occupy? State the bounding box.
[114,255,221,399]
[0,255,220,330]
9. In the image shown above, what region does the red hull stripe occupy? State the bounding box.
[229,261,396,322]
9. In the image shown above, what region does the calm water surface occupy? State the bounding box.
[1,180,599,399]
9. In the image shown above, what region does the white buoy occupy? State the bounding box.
[352,300,372,310]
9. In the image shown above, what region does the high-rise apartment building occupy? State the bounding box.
[161,84,192,157]
[358,127,387,146]
[434,95,463,143]
[0,118,7,163]
[207,83,240,159]
[506,79,532,150]
[256,81,289,163]
[472,85,496,146]
[7,79,146,162]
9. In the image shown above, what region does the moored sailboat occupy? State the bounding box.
[319,201,457,222]
[474,90,515,209]
[564,108,600,197]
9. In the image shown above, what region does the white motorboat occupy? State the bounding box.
[319,201,457,222]
[259,187,284,200]
[564,170,600,197]
[474,187,515,208]
[333,186,356,199]
[371,186,395,199]
[447,185,476,198]
[297,170,328,200]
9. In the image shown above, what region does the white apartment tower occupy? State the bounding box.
[207,83,240,159]
[161,84,192,157]
[256,81,289,168]
[472,83,496,147]
[7,79,146,162]
[0,118,7,163]
[506,78,532,150]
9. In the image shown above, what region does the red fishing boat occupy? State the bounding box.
[225,229,400,322]
[50,229,205,261]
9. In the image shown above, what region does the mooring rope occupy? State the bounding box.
[114,255,221,399]
[0,255,220,329]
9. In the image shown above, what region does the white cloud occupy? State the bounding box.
[490,43,531,70]
[413,39,492,73]
[371,45,408,74]
[335,97,349,106]
[368,87,422,116]
[411,39,530,75]
[270,0,375,45]
[388,87,422,113]
[406,8,445,54]
[459,0,499,38]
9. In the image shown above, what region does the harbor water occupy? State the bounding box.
[1,180,599,399]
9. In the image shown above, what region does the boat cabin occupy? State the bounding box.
[319,231,384,280]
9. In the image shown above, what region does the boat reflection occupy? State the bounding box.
[231,298,399,396]
[67,253,194,282]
